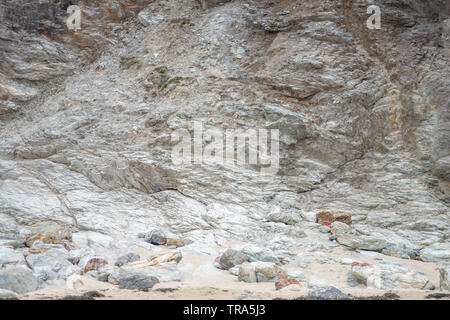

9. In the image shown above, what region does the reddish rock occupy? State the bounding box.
[317,211,334,225]
[333,212,352,225]
[275,278,300,290]
[84,258,108,273]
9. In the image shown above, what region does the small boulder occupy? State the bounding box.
[115,253,140,267]
[218,249,249,270]
[144,229,167,245]
[238,262,287,283]
[0,266,39,294]
[84,258,108,273]
[439,266,450,291]
[306,286,348,300]
[118,274,160,291]
[275,278,300,290]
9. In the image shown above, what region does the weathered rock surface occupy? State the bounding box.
[306,286,349,300]
[238,262,287,283]
[439,266,450,291]
[217,249,249,270]
[0,266,39,294]
[0,288,18,300]
[118,274,160,291]
[25,248,76,282]
[0,247,23,266]
[0,0,448,296]
[115,253,141,267]
[351,263,432,290]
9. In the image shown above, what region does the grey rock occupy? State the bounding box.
[351,264,432,290]
[306,286,349,300]
[218,249,249,270]
[0,248,23,265]
[25,248,75,282]
[439,266,450,291]
[337,234,387,252]
[420,243,450,263]
[144,229,167,245]
[118,274,160,291]
[87,264,116,282]
[238,261,287,283]
[115,253,141,267]
[0,266,39,294]
[0,288,18,300]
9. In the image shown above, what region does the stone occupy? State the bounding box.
[351,264,432,290]
[238,262,257,283]
[332,212,352,225]
[0,288,18,300]
[337,234,387,251]
[0,248,23,265]
[306,286,348,300]
[87,264,116,282]
[238,261,287,283]
[275,278,300,290]
[241,245,281,265]
[229,266,240,276]
[218,249,249,270]
[118,274,160,291]
[68,248,96,265]
[330,221,352,235]
[316,211,334,225]
[166,237,184,247]
[439,266,450,291]
[420,243,450,263]
[25,248,75,282]
[144,229,167,245]
[84,258,108,273]
[128,250,182,267]
[115,253,141,267]
[0,266,39,294]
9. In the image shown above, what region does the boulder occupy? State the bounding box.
[317,211,334,226]
[306,286,348,300]
[420,243,450,263]
[351,263,432,290]
[144,229,167,245]
[275,278,300,290]
[337,234,387,251]
[0,248,23,266]
[439,266,450,291]
[25,248,75,282]
[87,264,116,282]
[0,266,39,294]
[84,258,108,273]
[128,250,182,267]
[218,249,249,270]
[330,221,352,235]
[238,262,287,283]
[0,288,18,300]
[118,274,160,291]
[115,253,141,267]
[241,245,281,265]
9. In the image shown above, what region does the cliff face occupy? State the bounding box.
[0,0,449,266]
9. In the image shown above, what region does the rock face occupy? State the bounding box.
[0,0,449,296]
[0,266,39,294]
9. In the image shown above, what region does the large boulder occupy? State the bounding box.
[351,263,433,290]
[25,248,76,282]
[0,266,39,294]
[337,234,387,251]
[115,253,140,267]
